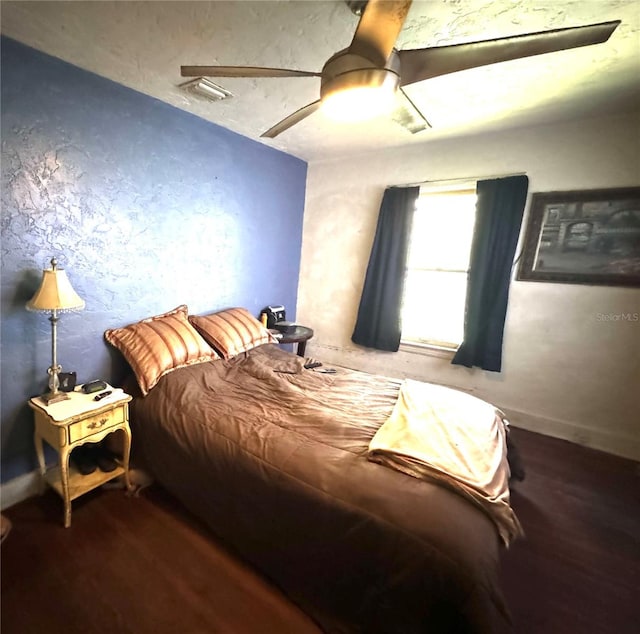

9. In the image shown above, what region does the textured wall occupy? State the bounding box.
[1,37,307,482]
[298,111,640,460]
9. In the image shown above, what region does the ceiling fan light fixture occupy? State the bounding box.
[322,84,396,122]
[179,77,233,102]
[321,68,399,122]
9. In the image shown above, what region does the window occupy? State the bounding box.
[401,182,477,349]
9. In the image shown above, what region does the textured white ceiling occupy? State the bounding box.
[2,0,639,162]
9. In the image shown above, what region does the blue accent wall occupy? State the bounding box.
[0,37,307,482]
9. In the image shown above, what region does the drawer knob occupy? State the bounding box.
[88,418,108,430]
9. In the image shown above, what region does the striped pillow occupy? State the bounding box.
[104,305,218,396]
[189,307,277,359]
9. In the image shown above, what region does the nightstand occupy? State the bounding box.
[270,325,314,357]
[29,387,132,527]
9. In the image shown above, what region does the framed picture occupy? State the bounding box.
[517,187,640,287]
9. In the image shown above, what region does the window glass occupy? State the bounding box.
[401,185,477,348]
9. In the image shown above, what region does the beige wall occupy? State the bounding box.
[297,111,640,460]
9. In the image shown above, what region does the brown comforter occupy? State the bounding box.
[130,344,514,633]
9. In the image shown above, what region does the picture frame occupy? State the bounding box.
[517,187,640,287]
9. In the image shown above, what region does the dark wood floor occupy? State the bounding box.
[2,427,639,633]
[500,428,640,633]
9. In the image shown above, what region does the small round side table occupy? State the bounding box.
[271,325,314,357]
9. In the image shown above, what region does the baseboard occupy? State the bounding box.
[1,470,43,511]
[502,407,640,462]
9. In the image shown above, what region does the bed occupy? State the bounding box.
[105,306,521,634]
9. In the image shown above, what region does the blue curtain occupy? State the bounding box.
[452,175,529,372]
[351,186,419,352]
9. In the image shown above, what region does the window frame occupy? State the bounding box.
[400,181,478,351]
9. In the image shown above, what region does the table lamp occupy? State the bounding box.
[26,257,85,404]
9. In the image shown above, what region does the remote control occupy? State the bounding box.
[94,390,113,401]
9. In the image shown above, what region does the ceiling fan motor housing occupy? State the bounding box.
[320,48,401,101]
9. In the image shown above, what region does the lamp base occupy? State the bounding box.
[40,390,69,405]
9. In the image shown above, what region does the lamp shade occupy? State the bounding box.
[26,259,85,313]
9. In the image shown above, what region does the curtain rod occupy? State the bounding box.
[392,172,527,188]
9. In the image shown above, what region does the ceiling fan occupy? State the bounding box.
[180,0,620,139]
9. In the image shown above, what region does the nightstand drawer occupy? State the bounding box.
[68,405,126,443]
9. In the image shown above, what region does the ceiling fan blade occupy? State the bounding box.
[392,88,431,133]
[399,20,621,86]
[261,100,322,139]
[349,0,413,67]
[181,66,321,78]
